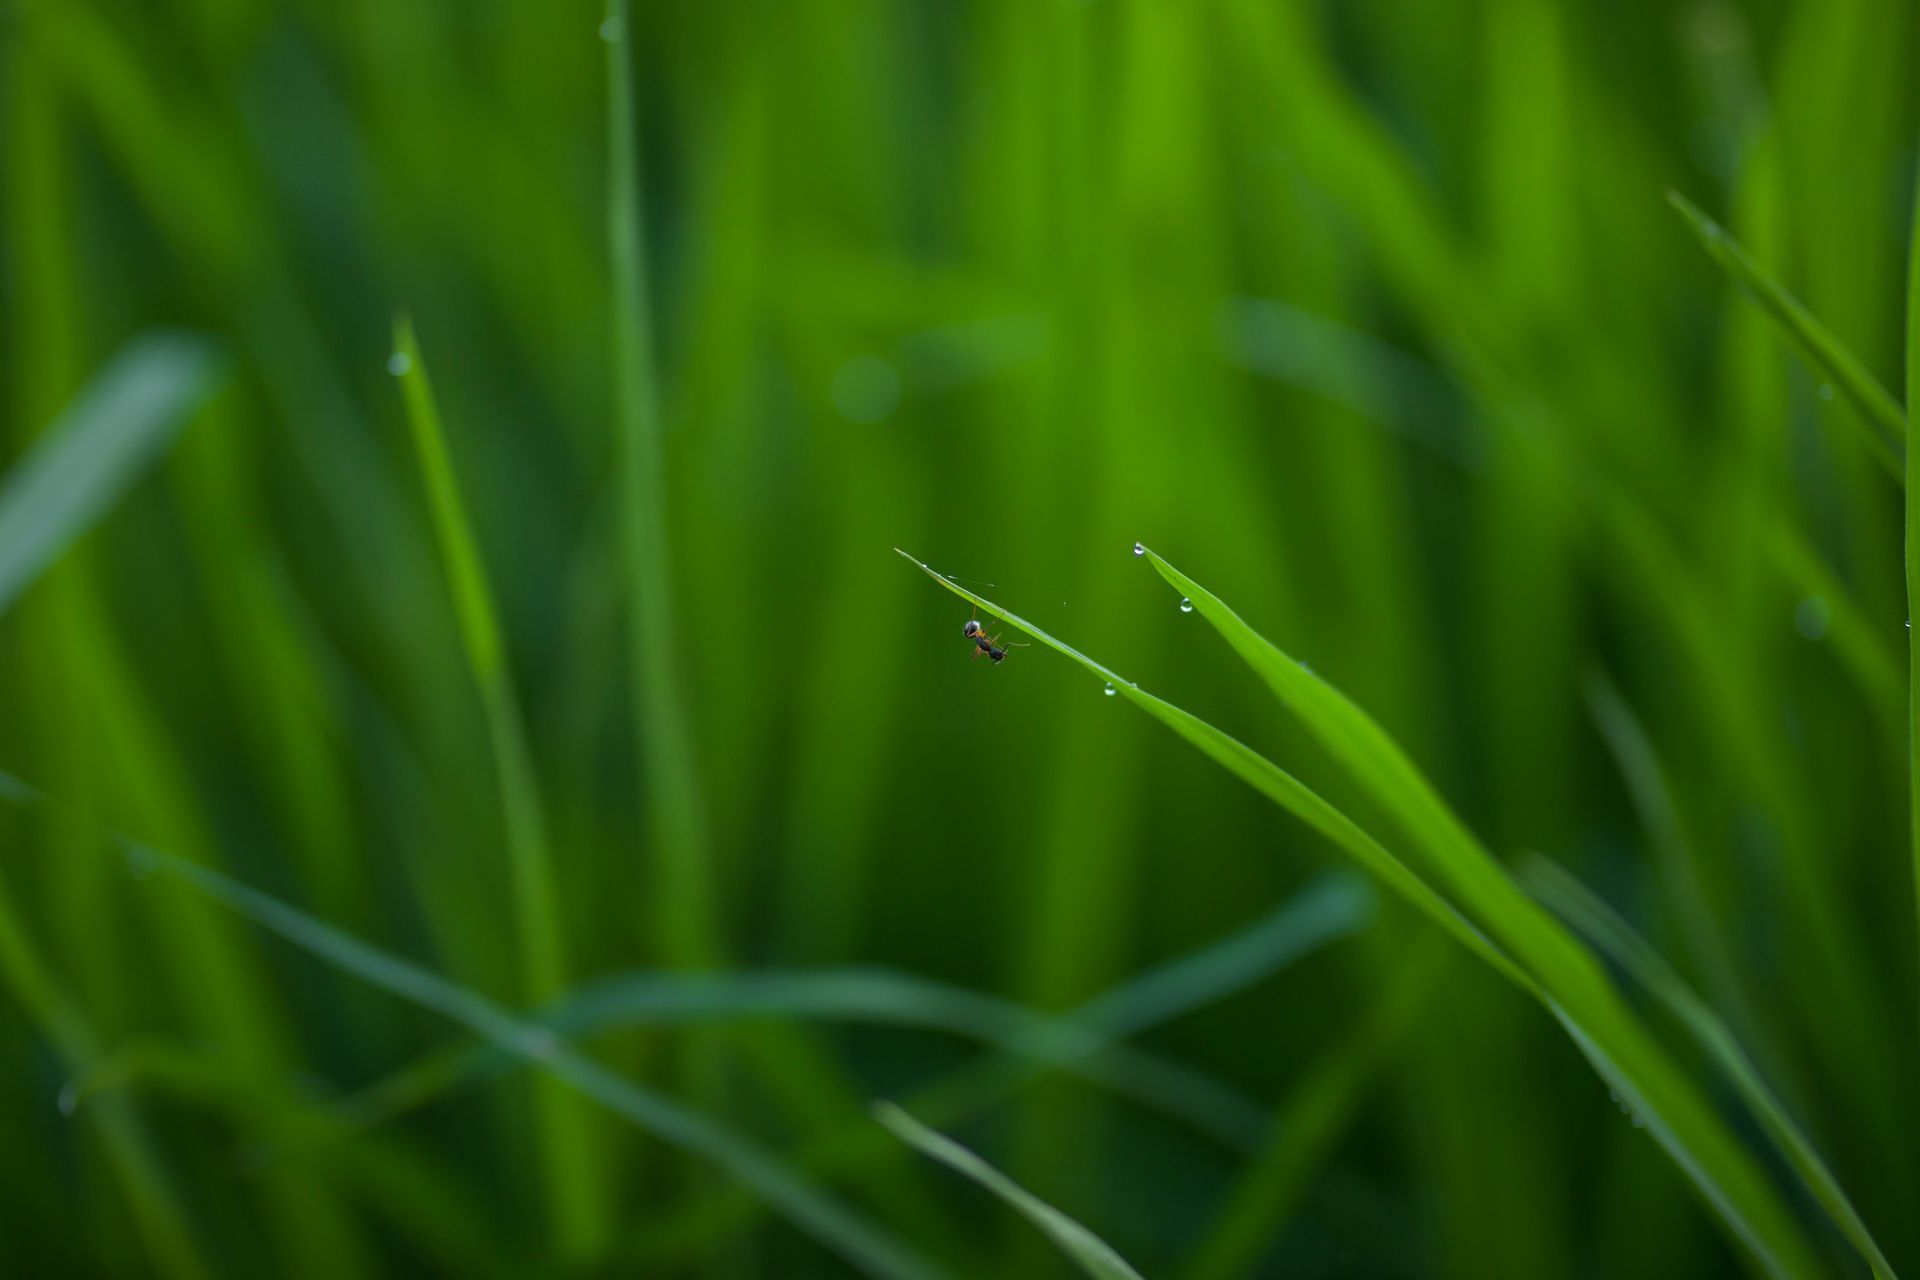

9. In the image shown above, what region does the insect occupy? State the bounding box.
[962,608,1028,664]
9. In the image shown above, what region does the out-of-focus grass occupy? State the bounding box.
[3,0,1918,1275]
[875,1101,1145,1280]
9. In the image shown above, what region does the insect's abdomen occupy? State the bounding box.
[988,648,1007,663]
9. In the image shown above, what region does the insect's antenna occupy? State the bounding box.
[941,571,1068,609]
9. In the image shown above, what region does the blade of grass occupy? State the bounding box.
[621,867,1370,1266]
[900,548,1824,1277]
[53,1036,524,1280]
[605,0,720,965]
[1906,155,1920,1065]
[1521,855,1897,1280]
[0,772,943,1280]
[873,1102,1144,1280]
[895,549,1526,989]
[1131,546,1823,1278]
[1669,190,1904,475]
[0,332,221,617]
[0,871,211,1280]
[321,967,1264,1153]
[310,872,1368,1162]
[390,315,604,1257]
[1180,936,1447,1280]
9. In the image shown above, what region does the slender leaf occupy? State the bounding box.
[1904,154,1920,1171]
[620,867,1369,1265]
[1523,855,1897,1280]
[901,548,1825,1278]
[893,549,1527,990]
[391,314,602,1254]
[0,333,221,617]
[605,0,720,963]
[1181,939,1445,1280]
[873,1103,1144,1280]
[1134,546,1824,1278]
[0,769,941,1280]
[1670,190,1904,474]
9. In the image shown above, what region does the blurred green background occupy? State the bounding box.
[3,0,1918,1275]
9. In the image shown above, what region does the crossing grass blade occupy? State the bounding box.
[1180,938,1446,1280]
[617,868,1370,1267]
[305,873,1368,1162]
[0,332,222,617]
[0,770,943,1280]
[1669,190,1905,475]
[901,547,1825,1278]
[893,550,1528,991]
[873,1103,1145,1280]
[0,879,212,1280]
[1132,546,1826,1278]
[390,314,605,1256]
[1522,855,1898,1280]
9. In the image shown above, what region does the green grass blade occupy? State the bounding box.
[0,775,944,1280]
[1522,855,1897,1280]
[1669,190,1905,474]
[1131,546,1824,1278]
[1906,157,1920,1102]
[873,1103,1144,1280]
[313,873,1367,1161]
[618,869,1368,1266]
[893,550,1527,990]
[901,548,1823,1276]
[1180,939,1446,1280]
[604,0,720,964]
[0,874,212,1280]
[390,315,603,1255]
[0,332,221,616]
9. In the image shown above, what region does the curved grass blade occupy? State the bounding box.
[318,873,1369,1157]
[0,761,935,1280]
[1522,856,1898,1280]
[893,549,1528,992]
[0,877,212,1280]
[1180,938,1446,1280]
[619,868,1370,1265]
[873,1103,1144,1280]
[605,0,721,965]
[54,1037,522,1279]
[1669,190,1904,475]
[1132,546,1824,1279]
[99,826,942,1280]
[391,314,603,1255]
[0,332,222,617]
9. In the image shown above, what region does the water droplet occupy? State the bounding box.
[598,16,622,41]
[1179,598,1193,613]
[1103,682,1117,697]
[1629,1112,1646,1130]
[1131,542,1145,557]
[830,355,901,424]
[1816,383,1835,402]
[56,1085,78,1117]
[386,351,411,377]
[1793,595,1830,641]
